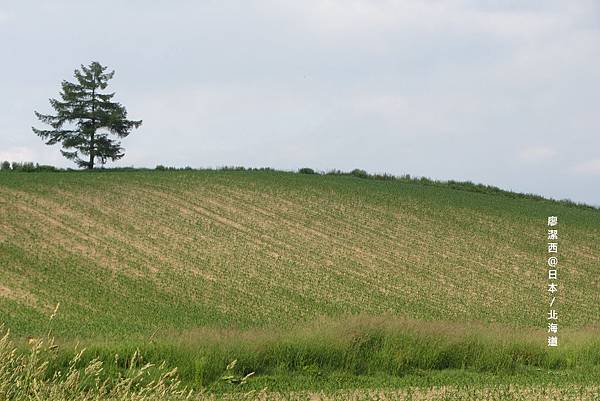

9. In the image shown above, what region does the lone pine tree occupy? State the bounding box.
[33,61,142,169]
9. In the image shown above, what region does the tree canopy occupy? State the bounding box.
[33,61,142,169]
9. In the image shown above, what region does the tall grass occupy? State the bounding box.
[40,316,600,390]
[2,316,600,399]
[0,324,192,400]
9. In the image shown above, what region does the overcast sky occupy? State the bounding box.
[1,1,599,205]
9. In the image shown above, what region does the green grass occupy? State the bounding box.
[2,320,600,399]
[3,316,600,399]
[40,315,600,390]
[1,170,599,395]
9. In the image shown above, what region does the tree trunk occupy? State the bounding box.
[89,84,96,169]
[88,132,95,169]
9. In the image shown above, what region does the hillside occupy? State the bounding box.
[0,170,599,340]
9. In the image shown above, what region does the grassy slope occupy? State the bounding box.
[1,170,600,392]
[0,170,599,340]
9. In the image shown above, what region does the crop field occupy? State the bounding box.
[0,170,599,399]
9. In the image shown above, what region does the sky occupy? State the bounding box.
[1,0,599,205]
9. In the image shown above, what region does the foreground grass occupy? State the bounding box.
[205,386,600,400]
[5,316,598,396]
[3,320,600,400]
[0,326,192,401]
[60,315,600,389]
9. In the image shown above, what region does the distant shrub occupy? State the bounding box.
[10,162,35,172]
[350,169,369,179]
[35,164,57,172]
[155,165,179,171]
[372,173,395,181]
[299,167,317,175]
[1,162,62,172]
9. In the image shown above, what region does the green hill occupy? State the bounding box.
[1,170,598,339]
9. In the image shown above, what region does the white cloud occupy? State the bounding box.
[268,0,566,43]
[0,147,36,163]
[572,159,600,175]
[518,146,557,162]
[0,8,12,24]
